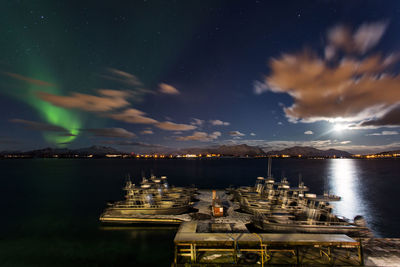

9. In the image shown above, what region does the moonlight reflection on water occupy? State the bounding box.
[329,159,370,225]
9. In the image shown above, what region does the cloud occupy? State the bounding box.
[176,131,221,142]
[250,132,256,136]
[253,80,269,95]
[155,121,196,131]
[82,128,136,138]
[229,131,245,137]
[257,21,400,128]
[37,89,132,112]
[11,119,71,133]
[140,129,154,135]
[359,105,400,127]
[209,119,230,126]
[159,83,180,95]
[1,72,55,87]
[37,68,153,113]
[366,131,399,136]
[304,130,314,135]
[104,68,144,87]
[106,109,195,131]
[325,22,387,59]
[191,118,204,126]
[34,68,194,132]
[107,108,158,124]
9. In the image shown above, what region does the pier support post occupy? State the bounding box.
[358,240,364,266]
[233,240,237,263]
[190,244,197,263]
[174,245,177,265]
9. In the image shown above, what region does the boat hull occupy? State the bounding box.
[253,219,368,236]
[103,205,190,216]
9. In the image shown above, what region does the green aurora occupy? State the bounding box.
[2,63,81,145]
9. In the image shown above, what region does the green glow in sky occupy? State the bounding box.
[1,62,82,146]
[26,66,81,145]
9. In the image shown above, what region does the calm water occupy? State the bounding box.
[1,158,399,266]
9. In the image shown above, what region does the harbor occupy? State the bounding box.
[97,158,400,266]
[100,189,400,266]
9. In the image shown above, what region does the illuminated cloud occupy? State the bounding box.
[253,80,269,95]
[11,119,72,133]
[304,130,313,135]
[367,131,399,136]
[191,118,205,126]
[359,105,400,127]
[82,128,136,138]
[37,89,132,112]
[176,131,221,141]
[229,131,245,137]
[37,68,152,114]
[209,119,230,126]
[1,72,55,87]
[325,22,387,59]
[34,68,194,132]
[159,83,180,94]
[107,108,158,124]
[250,132,256,136]
[257,21,400,128]
[155,121,196,131]
[104,68,144,87]
[106,109,195,131]
[140,129,154,135]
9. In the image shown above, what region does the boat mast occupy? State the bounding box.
[267,157,272,178]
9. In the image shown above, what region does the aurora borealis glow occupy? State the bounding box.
[2,61,81,144]
[1,1,400,154]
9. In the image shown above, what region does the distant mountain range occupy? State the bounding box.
[176,144,266,157]
[0,146,123,157]
[265,146,352,158]
[2,144,397,158]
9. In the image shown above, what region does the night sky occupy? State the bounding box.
[1,0,400,153]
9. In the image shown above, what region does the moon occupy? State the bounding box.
[333,124,346,132]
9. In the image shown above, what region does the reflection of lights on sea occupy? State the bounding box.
[328,159,365,221]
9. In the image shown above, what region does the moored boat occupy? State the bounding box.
[100,174,195,223]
